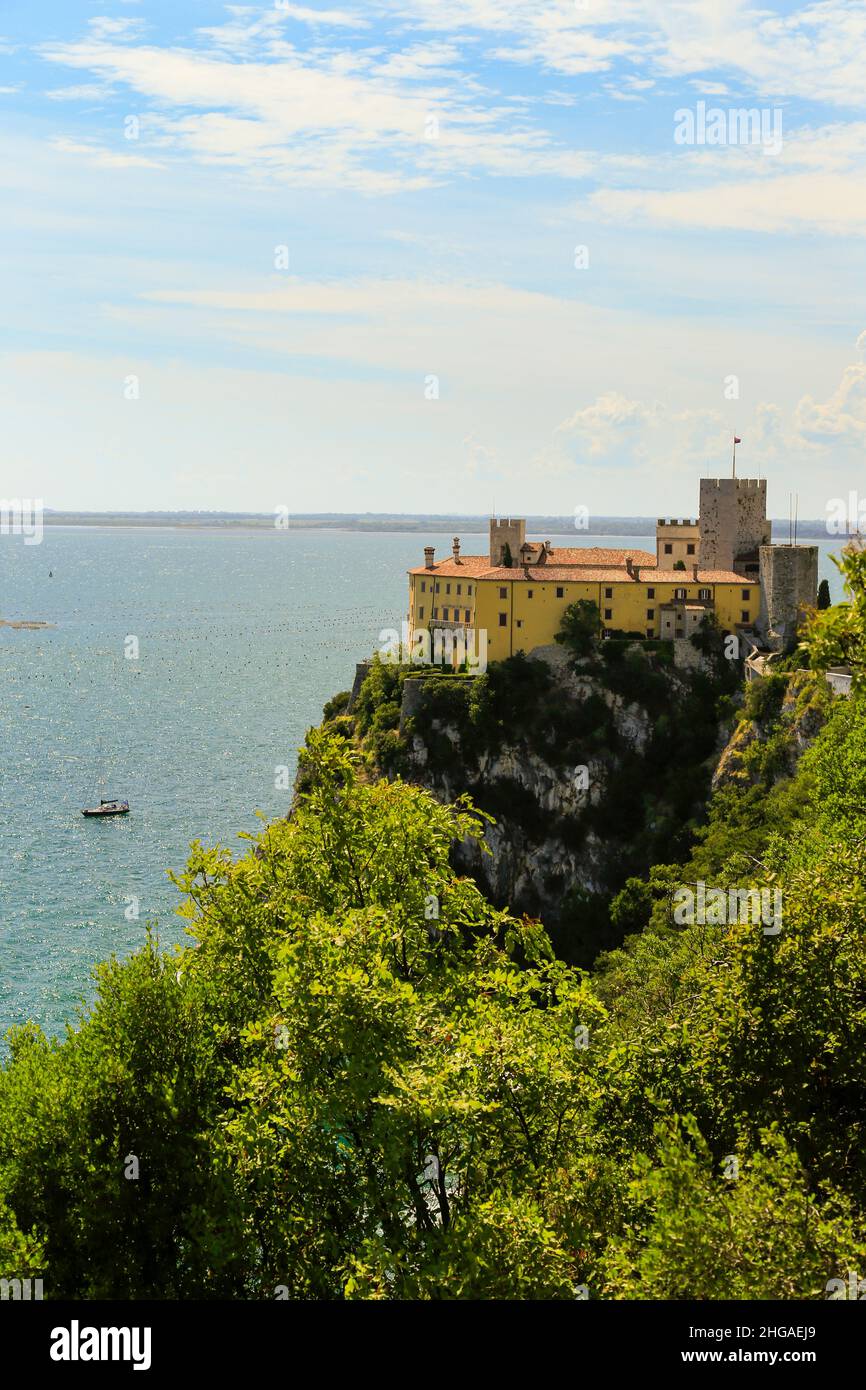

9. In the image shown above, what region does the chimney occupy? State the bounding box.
[625,555,634,576]
[424,547,435,569]
[544,540,552,554]
[452,536,461,564]
[693,563,699,581]
[633,565,641,582]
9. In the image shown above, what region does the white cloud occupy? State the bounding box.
[40,27,597,191]
[795,332,866,441]
[87,16,145,42]
[273,4,370,27]
[554,390,726,466]
[382,0,866,108]
[591,172,866,236]
[45,84,111,101]
[583,118,866,237]
[50,137,163,170]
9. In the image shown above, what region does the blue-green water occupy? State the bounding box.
[0,527,848,1040]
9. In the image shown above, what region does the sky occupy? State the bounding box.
[2,0,866,518]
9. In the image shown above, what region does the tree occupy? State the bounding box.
[601,1122,865,1300]
[0,732,603,1299]
[817,578,831,610]
[556,599,601,656]
[4,666,866,1298]
[801,544,866,690]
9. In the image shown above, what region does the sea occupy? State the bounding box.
[0,526,849,1041]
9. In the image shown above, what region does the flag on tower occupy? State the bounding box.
[733,436,742,444]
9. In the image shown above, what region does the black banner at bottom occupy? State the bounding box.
[0,1298,859,1376]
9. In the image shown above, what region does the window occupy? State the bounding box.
[664,543,672,554]
[604,608,612,620]
[741,610,749,623]
[419,607,424,619]
[647,586,655,598]
[468,584,473,595]
[516,620,523,629]
[432,608,438,618]
[456,584,462,595]
[527,589,533,599]
[687,543,695,555]
[499,613,507,627]
[605,587,613,598]
[675,587,686,600]
[442,608,449,620]
[421,581,426,592]
[699,588,711,601]
[499,587,507,599]
[464,609,470,622]
[556,587,564,598]
[435,583,440,593]
[647,608,655,619]
[646,628,653,638]
[741,589,750,601]
[446,583,451,594]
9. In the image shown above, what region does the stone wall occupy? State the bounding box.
[488,517,526,566]
[699,478,769,569]
[757,544,819,651]
[347,660,372,711]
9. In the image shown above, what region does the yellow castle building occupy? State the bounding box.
[407,476,818,662]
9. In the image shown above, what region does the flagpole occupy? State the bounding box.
[732,436,736,478]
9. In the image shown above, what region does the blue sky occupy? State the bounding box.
[2,0,866,516]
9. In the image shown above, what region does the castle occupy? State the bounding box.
[407,475,818,664]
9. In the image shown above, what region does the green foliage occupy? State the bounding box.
[556,599,601,656]
[817,578,831,610]
[0,732,607,1300]
[599,648,669,715]
[801,544,866,689]
[322,690,351,722]
[742,671,787,724]
[354,655,404,736]
[609,877,654,937]
[6,566,866,1300]
[0,945,244,1298]
[601,1122,863,1300]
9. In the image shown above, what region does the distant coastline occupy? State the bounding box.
[41,511,839,538]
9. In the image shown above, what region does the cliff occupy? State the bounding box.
[712,668,833,791]
[311,632,742,965]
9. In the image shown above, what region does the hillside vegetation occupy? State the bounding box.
[0,554,864,1299]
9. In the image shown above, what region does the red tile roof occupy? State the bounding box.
[411,559,757,585]
[651,569,757,584]
[543,546,657,567]
[409,544,658,578]
[483,566,634,582]
[408,555,492,577]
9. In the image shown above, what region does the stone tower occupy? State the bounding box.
[489,517,526,567]
[699,478,771,572]
[757,545,819,652]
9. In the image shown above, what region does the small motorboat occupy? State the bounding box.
[82,799,130,817]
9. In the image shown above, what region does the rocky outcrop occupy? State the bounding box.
[391,644,726,950]
[312,634,750,961]
[712,669,832,791]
